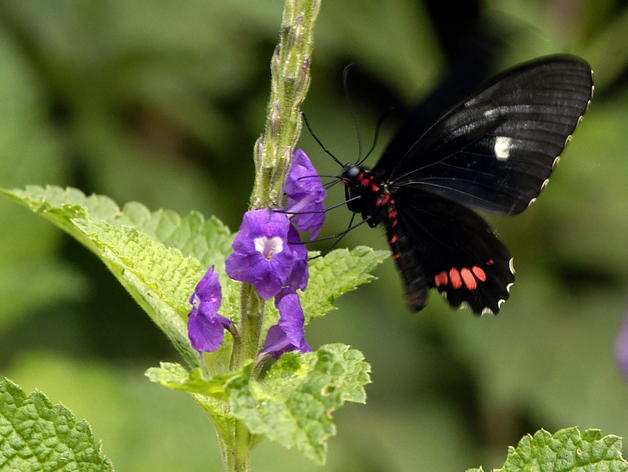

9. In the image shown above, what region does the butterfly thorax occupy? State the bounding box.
[341,164,397,228]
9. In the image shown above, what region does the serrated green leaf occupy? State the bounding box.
[115,202,233,268]
[467,427,628,472]
[145,361,242,399]
[303,247,389,322]
[1,185,233,267]
[228,343,371,464]
[0,185,236,367]
[0,377,113,472]
[258,246,389,329]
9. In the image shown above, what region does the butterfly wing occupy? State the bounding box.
[375,55,593,215]
[385,186,514,314]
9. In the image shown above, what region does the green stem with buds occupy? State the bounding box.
[221,1,322,471]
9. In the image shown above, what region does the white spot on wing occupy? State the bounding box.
[527,197,536,207]
[498,299,506,308]
[541,179,550,190]
[481,307,494,316]
[509,258,515,274]
[506,283,514,293]
[493,136,512,161]
[552,156,561,169]
[458,301,470,311]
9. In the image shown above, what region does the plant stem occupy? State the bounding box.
[250,0,322,210]
[224,0,321,471]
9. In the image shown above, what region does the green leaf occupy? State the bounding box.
[114,202,233,268]
[467,427,628,472]
[145,361,243,399]
[260,246,389,329]
[228,343,371,464]
[303,246,389,322]
[0,377,113,472]
[0,185,235,367]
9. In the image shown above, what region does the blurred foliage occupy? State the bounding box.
[0,0,626,470]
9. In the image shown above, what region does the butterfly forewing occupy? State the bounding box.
[378,55,593,215]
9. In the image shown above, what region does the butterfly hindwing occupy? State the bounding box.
[385,186,514,314]
[376,55,593,216]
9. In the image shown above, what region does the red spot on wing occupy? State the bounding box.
[371,183,380,192]
[391,220,398,227]
[434,271,448,287]
[449,268,462,289]
[472,266,486,281]
[393,253,401,259]
[389,235,398,244]
[460,268,477,290]
[486,259,494,265]
[376,194,391,206]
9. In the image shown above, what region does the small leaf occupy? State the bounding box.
[145,362,243,399]
[466,427,628,472]
[303,247,389,322]
[228,343,371,464]
[0,377,113,472]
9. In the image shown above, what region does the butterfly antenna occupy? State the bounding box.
[324,178,343,190]
[342,64,363,163]
[302,112,344,168]
[357,107,395,166]
[275,195,361,216]
[292,216,369,244]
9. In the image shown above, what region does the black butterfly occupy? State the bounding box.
[339,55,594,314]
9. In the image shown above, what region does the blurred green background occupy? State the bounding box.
[0,0,626,470]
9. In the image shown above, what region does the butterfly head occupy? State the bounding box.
[341,163,362,182]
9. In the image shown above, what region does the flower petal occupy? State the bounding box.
[227,209,299,300]
[285,149,327,239]
[188,310,232,353]
[187,266,232,353]
[192,266,222,314]
[263,290,311,359]
[285,225,309,291]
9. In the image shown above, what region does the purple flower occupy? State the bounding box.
[617,315,628,378]
[286,224,309,292]
[285,149,327,240]
[226,209,298,300]
[188,266,233,353]
[263,289,312,359]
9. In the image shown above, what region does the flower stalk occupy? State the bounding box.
[250,0,321,210]
[223,1,322,471]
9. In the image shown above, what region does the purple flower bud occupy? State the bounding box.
[226,209,299,300]
[263,289,312,359]
[188,266,233,353]
[285,149,327,240]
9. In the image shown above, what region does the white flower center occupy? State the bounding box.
[191,294,200,309]
[254,236,284,260]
